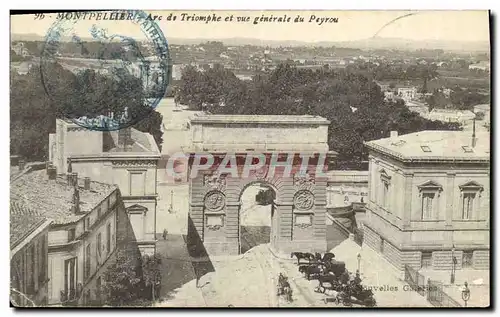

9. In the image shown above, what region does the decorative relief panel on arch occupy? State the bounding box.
[293,190,315,211]
[293,173,315,191]
[205,214,225,231]
[203,172,227,192]
[204,190,226,232]
[254,166,269,180]
[204,190,226,212]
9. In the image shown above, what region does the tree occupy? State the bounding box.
[178,63,461,169]
[101,251,143,306]
[10,61,164,162]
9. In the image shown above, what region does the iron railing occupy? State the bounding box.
[427,279,462,307]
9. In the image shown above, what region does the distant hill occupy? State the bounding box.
[11,33,490,53]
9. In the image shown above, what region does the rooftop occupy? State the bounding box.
[104,128,156,153]
[10,201,49,250]
[10,170,117,225]
[190,114,330,125]
[365,131,490,162]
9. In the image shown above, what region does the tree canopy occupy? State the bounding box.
[10,62,164,161]
[178,63,461,169]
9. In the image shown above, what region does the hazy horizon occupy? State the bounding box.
[11,10,490,43]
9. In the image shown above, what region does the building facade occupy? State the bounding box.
[11,167,122,306]
[427,108,476,123]
[49,119,160,255]
[10,201,52,307]
[326,170,368,208]
[363,131,490,271]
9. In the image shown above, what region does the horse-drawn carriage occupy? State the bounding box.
[290,251,376,307]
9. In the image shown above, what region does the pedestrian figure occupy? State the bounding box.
[162,229,167,240]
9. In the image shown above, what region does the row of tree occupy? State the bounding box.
[177,63,461,169]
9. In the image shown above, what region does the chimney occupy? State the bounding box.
[48,166,57,180]
[18,159,26,172]
[84,177,91,190]
[68,172,78,187]
[390,131,398,138]
[471,117,477,148]
[71,186,81,214]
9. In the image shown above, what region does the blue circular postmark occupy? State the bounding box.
[40,10,170,131]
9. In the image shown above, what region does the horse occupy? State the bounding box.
[290,252,308,265]
[316,272,340,293]
[325,260,346,277]
[322,252,336,263]
[299,264,325,280]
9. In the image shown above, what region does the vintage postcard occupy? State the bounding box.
[9,10,490,308]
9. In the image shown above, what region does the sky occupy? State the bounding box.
[11,10,490,43]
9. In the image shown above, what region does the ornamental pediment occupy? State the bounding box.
[459,180,484,192]
[417,180,443,192]
[379,169,391,182]
[126,204,148,214]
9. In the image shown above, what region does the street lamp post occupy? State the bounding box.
[461,281,470,307]
[168,190,174,213]
[357,253,361,273]
[450,245,456,284]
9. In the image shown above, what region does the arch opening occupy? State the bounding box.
[238,182,276,254]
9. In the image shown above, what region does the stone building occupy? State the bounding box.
[49,119,161,255]
[11,167,122,306]
[363,130,490,271]
[10,201,52,307]
[326,170,368,207]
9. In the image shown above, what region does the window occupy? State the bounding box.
[106,223,111,253]
[96,276,102,290]
[462,193,475,220]
[418,181,443,220]
[421,252,433,268]
[84,244,91,280]
[459,181,484,220]
[462,145,473,153]
[380,238,385,253]
[97,233,102,264]
[64,257,77,301]
[421,192,435,220]
[28,244,35,294]
[85,217,91,231]
[382,182,389,209]
[379,169,391,210]
[38,237,46,284]
[129,171,146,196]
[420,145,432,153]
[97,206,102,219]
[462,251,473,268]
[68,228,76,242]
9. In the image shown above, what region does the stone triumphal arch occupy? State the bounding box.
[185,114,336,256]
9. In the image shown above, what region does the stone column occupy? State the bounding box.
[224,203,241,255]
[445,172,456,227]
[402,172,413,229]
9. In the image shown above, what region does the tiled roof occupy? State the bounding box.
[365,131,490,162]
[10,201,48,249]
[10,170,117,225]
